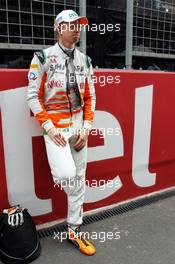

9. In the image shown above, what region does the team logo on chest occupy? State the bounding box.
[48,55,58,64]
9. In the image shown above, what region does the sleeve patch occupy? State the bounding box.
[35,50,45,64]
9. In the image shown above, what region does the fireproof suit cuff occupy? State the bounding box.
[42,120,55,133]
[83,120,92,130]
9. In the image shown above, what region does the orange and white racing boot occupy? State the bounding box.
[67,226,96,256]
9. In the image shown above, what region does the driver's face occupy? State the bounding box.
[58,20,81,44]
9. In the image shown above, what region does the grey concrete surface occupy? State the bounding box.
[1,196,175,264]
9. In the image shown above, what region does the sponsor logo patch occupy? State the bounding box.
[48,55,58,64]
[30,64,39,69]
[47,80,64,89]
[69,12,78,18]
[29,72,37,80]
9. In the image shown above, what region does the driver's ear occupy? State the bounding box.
[57,26,60,35]
[57,24,63,35]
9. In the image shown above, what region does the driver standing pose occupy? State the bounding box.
[27,9,96,256]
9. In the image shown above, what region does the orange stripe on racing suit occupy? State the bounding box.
[34,72,73,128]
[35,72,49,125]
[83,77,95,123]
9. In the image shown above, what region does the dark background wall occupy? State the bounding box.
[0,0,175,71]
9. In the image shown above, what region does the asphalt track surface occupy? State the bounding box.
[21,195,175,264]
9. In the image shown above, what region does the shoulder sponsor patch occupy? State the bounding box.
[30,64,39,69]
[28,71,37,80]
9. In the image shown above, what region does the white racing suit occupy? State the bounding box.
[27,42,96,226]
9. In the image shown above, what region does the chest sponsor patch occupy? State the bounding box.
[49,64,65,71]
[47,80,64,89]
[47,55,58,64]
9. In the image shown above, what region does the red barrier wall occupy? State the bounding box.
[0,69,175,225]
